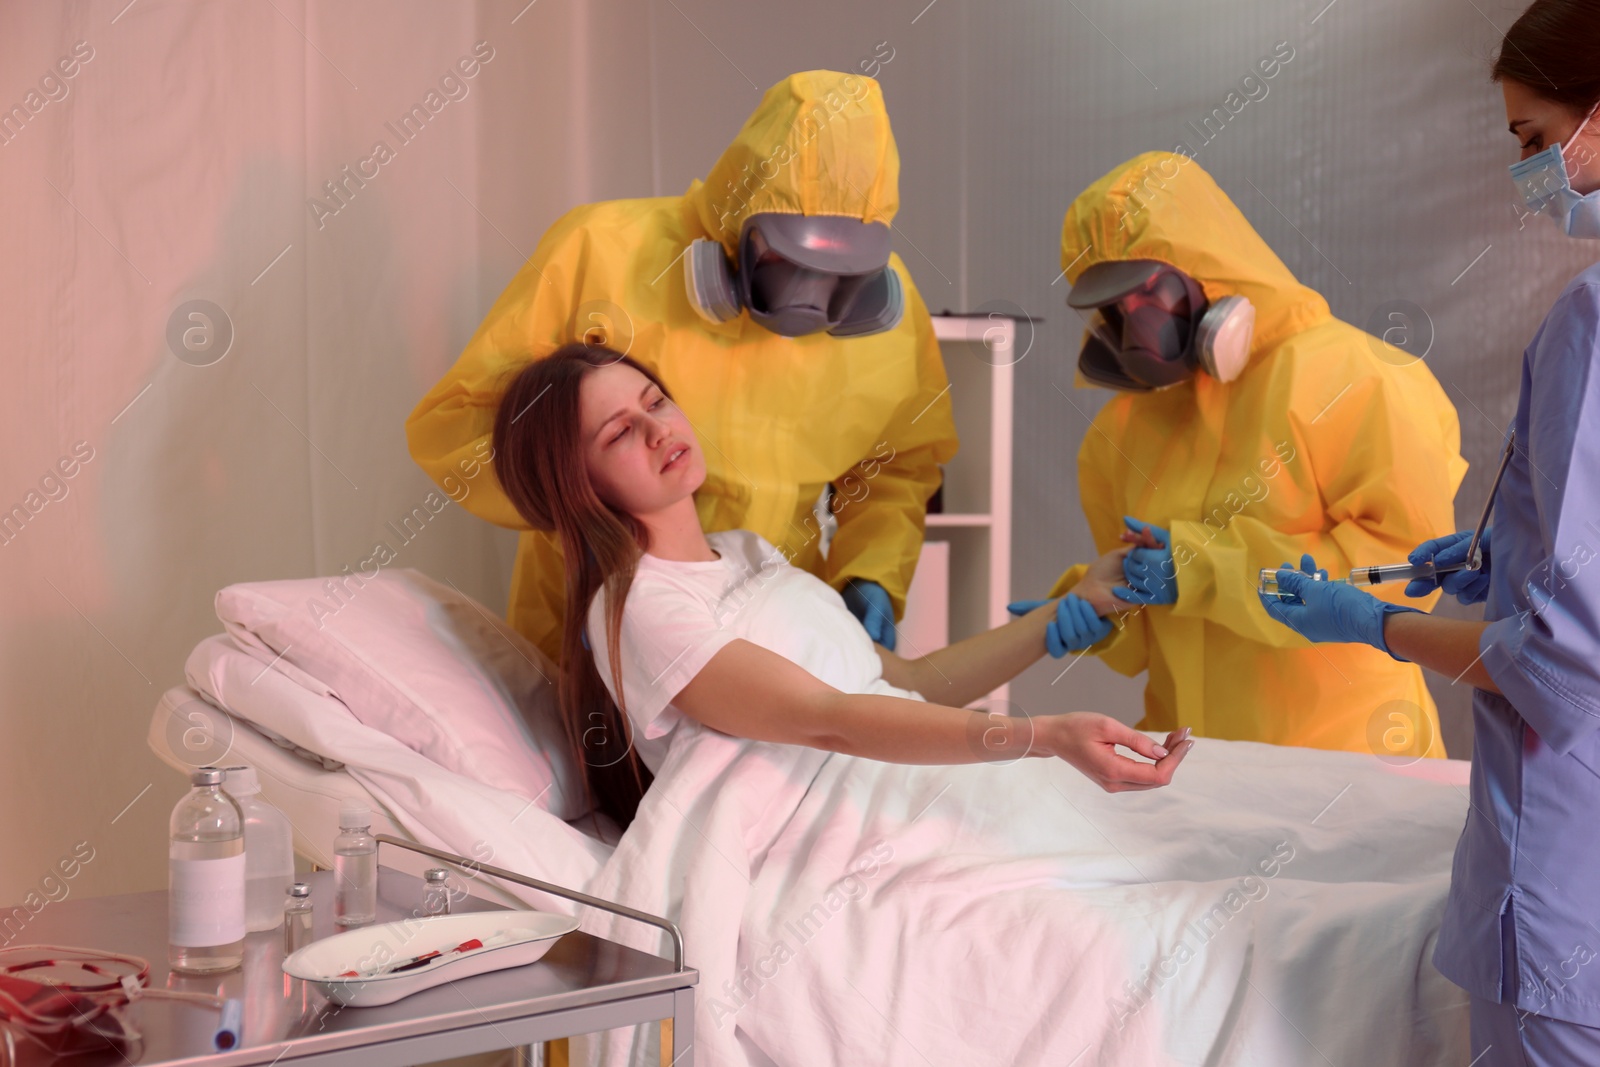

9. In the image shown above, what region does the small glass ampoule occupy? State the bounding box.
[421,868,452,916]
[284,882,314,954]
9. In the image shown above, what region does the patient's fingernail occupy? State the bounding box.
[1177,727,1192,741]
[1152,745,1169,759]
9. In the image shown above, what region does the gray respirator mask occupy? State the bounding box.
[1068,259,1255,391]
[684,213,905,338]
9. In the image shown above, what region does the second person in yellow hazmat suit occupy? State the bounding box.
[1036,152,1466,757]
[406,71,958,666]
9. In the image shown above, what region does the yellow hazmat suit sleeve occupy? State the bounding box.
[1165,346,1462,647]
[823,278,956,614]
[406,206,595,534]
[406,71,958,663]
[1047,152,1464,756]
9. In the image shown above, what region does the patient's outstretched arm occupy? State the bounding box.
[671,639,1192,792]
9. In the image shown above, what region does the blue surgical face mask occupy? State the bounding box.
[1510,101,1600,238]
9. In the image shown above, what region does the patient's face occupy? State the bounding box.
[579,363,706,517]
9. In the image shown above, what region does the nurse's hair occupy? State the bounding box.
[492,342,672,831]
[1494,0,1600,113]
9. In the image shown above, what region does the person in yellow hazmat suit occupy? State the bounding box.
[1014,151,1466,757]
[406,70,958,667]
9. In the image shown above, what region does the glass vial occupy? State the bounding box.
[332,801,376,927]
[421,868,451,916]
[284,882,314,955]
[169,767,246,974]
[1259,567,1335,597]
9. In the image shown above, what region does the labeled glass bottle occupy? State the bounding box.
[221,765,295,933]
[421,868,451,916]
[332,801,376,926]
[284,882,314,954]
[169,767,246,974]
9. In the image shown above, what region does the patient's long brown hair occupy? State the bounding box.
[491,343,669,829]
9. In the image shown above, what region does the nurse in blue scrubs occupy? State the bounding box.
[1261,1,1600,1061]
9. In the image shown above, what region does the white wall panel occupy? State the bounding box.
[2,0,1557,901]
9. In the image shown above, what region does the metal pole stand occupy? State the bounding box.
[371,833,687,971]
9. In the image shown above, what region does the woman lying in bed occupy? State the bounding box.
[490,343,1193,827]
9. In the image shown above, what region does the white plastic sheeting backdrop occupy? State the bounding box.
[0,0,1585,904]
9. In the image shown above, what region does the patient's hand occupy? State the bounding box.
[1074,547,1133,616]
[1041,714,1193,793]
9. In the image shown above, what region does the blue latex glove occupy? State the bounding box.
[1259,554,1421,659]
[1405,528,1492,604]
[842,579,897,651]
[1114,516,1177,606]
[1007,594,1114,657]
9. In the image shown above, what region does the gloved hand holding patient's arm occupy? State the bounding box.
[1404,529,1492,604]
[1006,545,1136,656]
[1006,594,1113,656]
[1114,516,1178,606]
[1258,554,1422,659]
[842,579,897,651]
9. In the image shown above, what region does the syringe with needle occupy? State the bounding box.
[1259,560,1455,596]
[1258,429,1515,598]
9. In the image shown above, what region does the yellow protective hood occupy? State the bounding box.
[1061,152,1330,363]
[685,70,899,255]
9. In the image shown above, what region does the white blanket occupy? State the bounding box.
[576,720,1472,1067]
[187,634,1472,1065]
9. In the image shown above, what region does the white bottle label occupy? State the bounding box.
[169,854,246,947]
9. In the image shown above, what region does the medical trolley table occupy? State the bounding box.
[5,861,697,1067]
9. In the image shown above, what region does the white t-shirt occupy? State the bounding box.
[587,529,924,774]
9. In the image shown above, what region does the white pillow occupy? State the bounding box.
[213,569,587,819]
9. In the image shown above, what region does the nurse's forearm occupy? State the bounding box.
[1381,613,1500,694]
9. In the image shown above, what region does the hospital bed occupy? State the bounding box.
[147,568,1475,1067]
[147,685,546,902]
